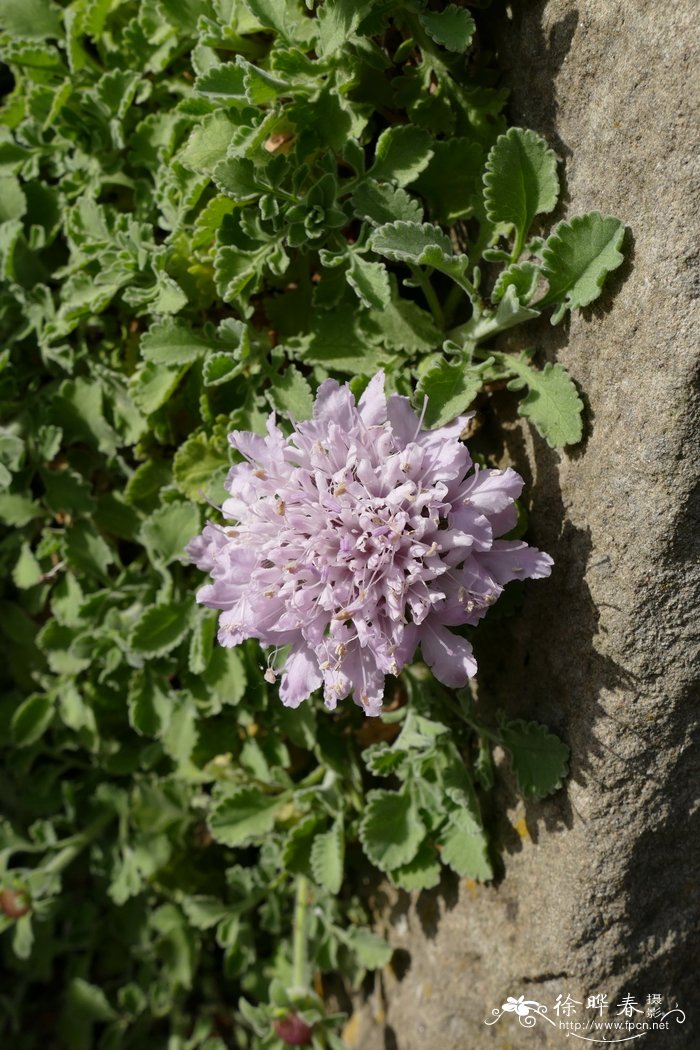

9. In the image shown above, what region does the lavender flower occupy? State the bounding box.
[186,372,552,716]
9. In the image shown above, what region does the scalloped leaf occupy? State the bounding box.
[369,220,453,266]
[363,743,408,776]
[140,500,200,566]
[343,926,393,969]
[492,260,540,305]
[507,357,583,448]
[141,318,211,365]
[310,819,344,894]
[350,180,424,226]
[420,5,476,53]
[369,125,434,188]
[540,212,625,322]
[208,786,286,847]
[129,601,191,657]
[439,810,493,880]
[484,128,559,247]
[390,841,441,891]
[498,717,570,799]
[415,354,484,428]
[346,255,391,310]
[358,789,425,872]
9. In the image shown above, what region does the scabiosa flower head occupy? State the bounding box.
[186,372,552,717]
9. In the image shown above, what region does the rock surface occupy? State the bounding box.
[349,1,700,1046]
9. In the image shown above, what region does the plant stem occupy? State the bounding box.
[291,874,309,992]
[409,266,444,328]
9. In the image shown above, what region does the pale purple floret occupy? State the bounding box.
[186,372,552,717]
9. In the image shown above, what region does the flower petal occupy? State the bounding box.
[279,645,323,708]
[420,623,477,687]
[358,371,387,427]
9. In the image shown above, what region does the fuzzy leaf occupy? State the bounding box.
[129,602,191,657]
[507,357,584,448]
[343,927,392,969]
[11,693,53,747]
[369,220,453,267]
[351,180,424,226]
[346,255,391,310]
[499,717,570,799]
[173,432,229,501]
[484,128,559,245]
[140,501,200,566]
[209,786,285,847]
[540,212,626,321]
[369,126,434,188]
[202,647,247,706]
[267,366,314,421]
[390,841,441,891]
[358,789,425,872]
[415,355,483,428]
[420,5,476,52]
[439,810,493,880]
[310,819,344,894]
[141,319,211,365]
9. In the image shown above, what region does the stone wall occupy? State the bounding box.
[350,2,700,1046]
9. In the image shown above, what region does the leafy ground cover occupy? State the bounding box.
[0,2,624,1048]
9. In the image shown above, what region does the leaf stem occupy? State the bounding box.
[408,266,444,328]
[291,874,310,992]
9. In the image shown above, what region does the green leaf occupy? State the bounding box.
[506,357,584,448]
[181,895,233,930]
[346,255,391,311]
[129,362,188,416]
[202,646,247,706]
[209,786,286,847]
[162,693,198,765]
[372,289,440,353]
[390,840,441,891]
[42,469,94,515]
[539,212,626,321]
[351,180,424,226]
[53,378,119,456]
[317,0,375,54]
[173,432,229,501]
[203,352,241,387]
[127,669,171,737]
[369,220,453,267]
[180,112,237,175]
[492,261,540,305]
[498,717,570,799]
[65,522,114,581]
[0,492,42,526]
[0,0,62,39]
[65,978,117,1024]
[310,819,344,894]
[188,610,217,675]
[129,602,191,657]
[12,542,42,589]
[124,460,172,506]
[141,318,211,365]
[343,926,392,969]
[267,365,314,421]
[11,694,54,747]
[358,789,425,872]
[439,810,493,880]
[415,354,484,428]
[420,5,476,52]
[484,128,559,248]
[140,500,200,566]
[369,126,434,188]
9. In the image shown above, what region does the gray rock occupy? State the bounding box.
[348,1,700,1046]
